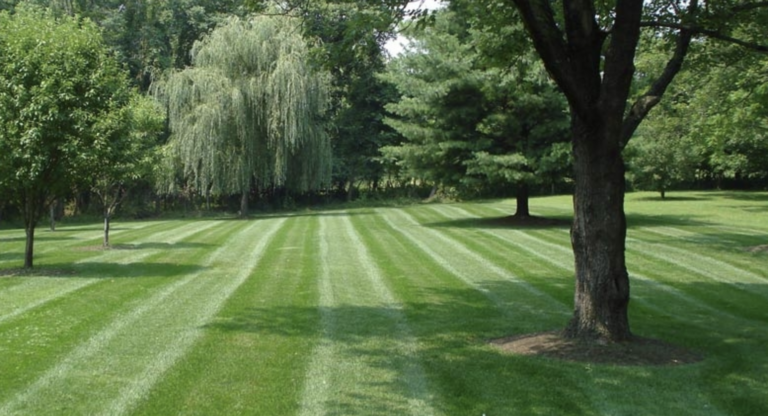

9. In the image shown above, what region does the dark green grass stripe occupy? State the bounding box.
[0,220,246,411]
[299,212,436,416]
[405,205,570,308]
[131,215,319,415]
[360,209,599,415]
[433,204,768,334]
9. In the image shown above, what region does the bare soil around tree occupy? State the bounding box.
[490,331,703,366]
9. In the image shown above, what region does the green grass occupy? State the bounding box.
[1,190,767,415]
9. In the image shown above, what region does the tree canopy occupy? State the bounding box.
[382,8,570,210]
[0,5,134,267]
[154,14,331,215]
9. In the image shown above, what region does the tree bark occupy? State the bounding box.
[239,191,249,218]
[514,183,530,217]
[103,213,111,248]
[49,201,56,232]
[565,117,631,341]
[24,219,36,269]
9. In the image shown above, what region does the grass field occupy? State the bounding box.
[1,191,767,415]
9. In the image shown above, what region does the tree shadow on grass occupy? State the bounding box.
[0,235,75,243]
[625,213,713,229]
[425,215,573,230]
[633,195,712,202]
[423,212,715,231]
[0,252,24,263]
[711,191,768,202]
[205,277,768,414]
[0,261,204,279]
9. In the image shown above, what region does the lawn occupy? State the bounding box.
[1,191,767,415]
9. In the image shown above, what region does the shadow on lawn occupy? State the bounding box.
[206,277,768,414]
[0,261,204,279]
[203,283,583,414]
[422,211,713,231]
[0,234,75,243]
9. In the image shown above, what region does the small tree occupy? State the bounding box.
[0,6,133,268]
[92,94,164,248]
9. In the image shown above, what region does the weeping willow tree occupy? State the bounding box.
[154,14,331,215]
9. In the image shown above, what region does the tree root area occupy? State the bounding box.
[490,331,703,366]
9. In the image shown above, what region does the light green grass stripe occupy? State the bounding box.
[377,208,492,296]
[376,208,535,323]
[0,278,101,325]
[298,216,336,416]
[0,219,284,415]
[0,221,228,324]
[445,205,762,328]
[627,238,768,287]
[343,214,436,416]
[102,218,287,416]
[417,205,567,307]
[299,213,437,416]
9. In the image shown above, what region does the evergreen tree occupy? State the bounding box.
[382,9,569,211]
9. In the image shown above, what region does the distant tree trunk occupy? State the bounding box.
[239,191,249,217]
[22,194,43,269]
[103,213,111,248]
[660,189,666,199]
[514,183,530,217]
[49,201,56,232]
[565,117,631,341]
[347,175,356,202]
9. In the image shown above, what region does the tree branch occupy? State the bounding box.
[639,21,768,53]
[511,0,594,119]
[730,1,768,13]
[622,1,698,146]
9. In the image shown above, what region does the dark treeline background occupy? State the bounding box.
[1,0,767,225]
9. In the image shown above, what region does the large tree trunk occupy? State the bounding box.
[514,183,530,217]
[565,117,631,341]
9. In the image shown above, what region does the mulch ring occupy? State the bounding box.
[490,331,703,366]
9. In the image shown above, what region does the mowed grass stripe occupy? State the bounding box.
[0,219,284,415]
[376,207,568,326]
[131,215,321,415]
[102,218,287,416]
[0,220,228,324]
[444,204,764,330]
[394,205,567,311]
[299,213,436,416]
[0,221,241,405]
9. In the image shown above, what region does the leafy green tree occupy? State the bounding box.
[92,93,165,247]
[686,49,768,184]
[0,6,133,268]
[5,0,245,90]
[154,14,331,216]
[625,110,700,198]
[498,0,768,341]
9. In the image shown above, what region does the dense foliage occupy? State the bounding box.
[0,5,135,266]
[154,15,332,216]
[382,9,570,208]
